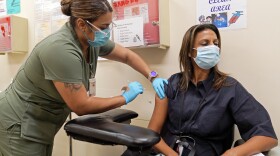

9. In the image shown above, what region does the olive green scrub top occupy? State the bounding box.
[0,22,115,144]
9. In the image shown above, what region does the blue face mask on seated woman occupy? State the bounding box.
[85,20,111,47]
[193,45,220,69]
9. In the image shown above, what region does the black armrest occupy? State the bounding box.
[64,109,160,149]
[80,109,139,123]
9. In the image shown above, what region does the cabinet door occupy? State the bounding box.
[0,16,11,52]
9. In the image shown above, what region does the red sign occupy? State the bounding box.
[113,0,139,8]
[0,16,11,52]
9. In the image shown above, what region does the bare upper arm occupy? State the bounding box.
[148,94,169,133]
[101,43,130,63]
[53,80,88,114]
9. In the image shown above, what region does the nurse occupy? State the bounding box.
[148,24,278,156]
[0,0,167,155]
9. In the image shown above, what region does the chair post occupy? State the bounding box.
[69,113,72,156]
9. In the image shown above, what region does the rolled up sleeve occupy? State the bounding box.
[230,82,277,141]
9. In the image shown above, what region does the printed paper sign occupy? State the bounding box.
[197,0,247,30]
[113,16,144,47]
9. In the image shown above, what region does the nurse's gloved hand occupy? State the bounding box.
[122,81,143,104]
[152,78,168,99]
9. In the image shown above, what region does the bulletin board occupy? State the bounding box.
[0,16,11,52]
[112,0,159,48]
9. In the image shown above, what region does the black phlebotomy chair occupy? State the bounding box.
[64,109,160,156]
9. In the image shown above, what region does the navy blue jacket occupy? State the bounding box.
[162,72,277,155]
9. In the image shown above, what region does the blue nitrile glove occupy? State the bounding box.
[122,81,143,104]
[152,78,168,99]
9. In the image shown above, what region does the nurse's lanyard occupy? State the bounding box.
[88,47,97,96]
[89,64,96,96]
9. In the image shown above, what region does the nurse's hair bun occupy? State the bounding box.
[61,0,72,16]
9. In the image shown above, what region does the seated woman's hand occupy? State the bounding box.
[221,147,243,156]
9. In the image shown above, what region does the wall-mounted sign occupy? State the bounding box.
[197,0,247,30]
[113,16,144,47]
[0,0,20,16]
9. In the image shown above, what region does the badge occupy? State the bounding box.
[89,78,96,96]
[175,140,184,156]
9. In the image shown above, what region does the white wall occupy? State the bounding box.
[0,0,279,155]
[0,0,35,91]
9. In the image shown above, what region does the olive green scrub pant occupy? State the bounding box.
[0,122,53,156]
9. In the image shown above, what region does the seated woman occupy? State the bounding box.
[148,24,278,156]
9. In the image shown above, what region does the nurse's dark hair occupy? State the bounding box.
[179,24,228,90]
[60,0,113,27]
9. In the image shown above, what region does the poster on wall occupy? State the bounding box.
[6,0,20,14]
[197,0,247,30]
[0,0,7,16]
[0,0,20,16]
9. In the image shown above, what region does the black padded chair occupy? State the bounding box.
[64,110,280,156]
[64,109,160,156]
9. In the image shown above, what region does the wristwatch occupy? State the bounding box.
[148,71,158,82]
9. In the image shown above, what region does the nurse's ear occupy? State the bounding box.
[76,18,87,32]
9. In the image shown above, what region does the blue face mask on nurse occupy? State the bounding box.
[84,20,111,47]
